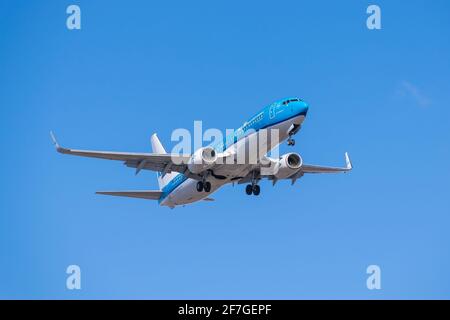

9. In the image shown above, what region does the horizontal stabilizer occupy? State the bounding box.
[96,190,162,200]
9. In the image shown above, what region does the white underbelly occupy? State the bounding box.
[213,115,305,178]
[162,178,227,206]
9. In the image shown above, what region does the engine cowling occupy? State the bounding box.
[273,152,303,179]
[187,147,218,174]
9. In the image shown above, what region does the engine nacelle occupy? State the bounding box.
[187,147,218,174]
[273,152,303,179]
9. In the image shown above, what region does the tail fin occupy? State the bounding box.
[151,133,177,190]
[151,133,167,154]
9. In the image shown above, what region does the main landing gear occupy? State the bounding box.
[196,181,211,193]
[245,184,260,196]
[246,170,260,196]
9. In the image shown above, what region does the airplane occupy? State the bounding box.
[50,97,352,208]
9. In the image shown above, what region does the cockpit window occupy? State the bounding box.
[282,98,300,105]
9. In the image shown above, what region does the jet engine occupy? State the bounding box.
[273,152,303,179]
[187,147,218,174]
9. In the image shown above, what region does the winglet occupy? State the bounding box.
[50,131,64,152]
[50,131,59,148]
[344,152,352,171]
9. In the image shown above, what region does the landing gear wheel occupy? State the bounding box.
[204,181,211,193]
[196,181,204,192]
[287,138,295,146]
[245,184,253,195]
[252,184,261,196]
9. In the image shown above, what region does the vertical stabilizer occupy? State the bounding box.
[150,133,178,189]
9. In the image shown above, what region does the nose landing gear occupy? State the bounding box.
[287,136,296,146]
[287,124,300,146]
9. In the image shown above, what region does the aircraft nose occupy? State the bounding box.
[296,101,309,116]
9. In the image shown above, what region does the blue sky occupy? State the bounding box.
[1,0,449,299]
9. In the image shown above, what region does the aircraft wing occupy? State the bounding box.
[301,152,352,174]
[50,132,191,176]
[238,152,352,185]
[96,190,162,200]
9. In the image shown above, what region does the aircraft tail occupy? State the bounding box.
[151,133,177,190]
